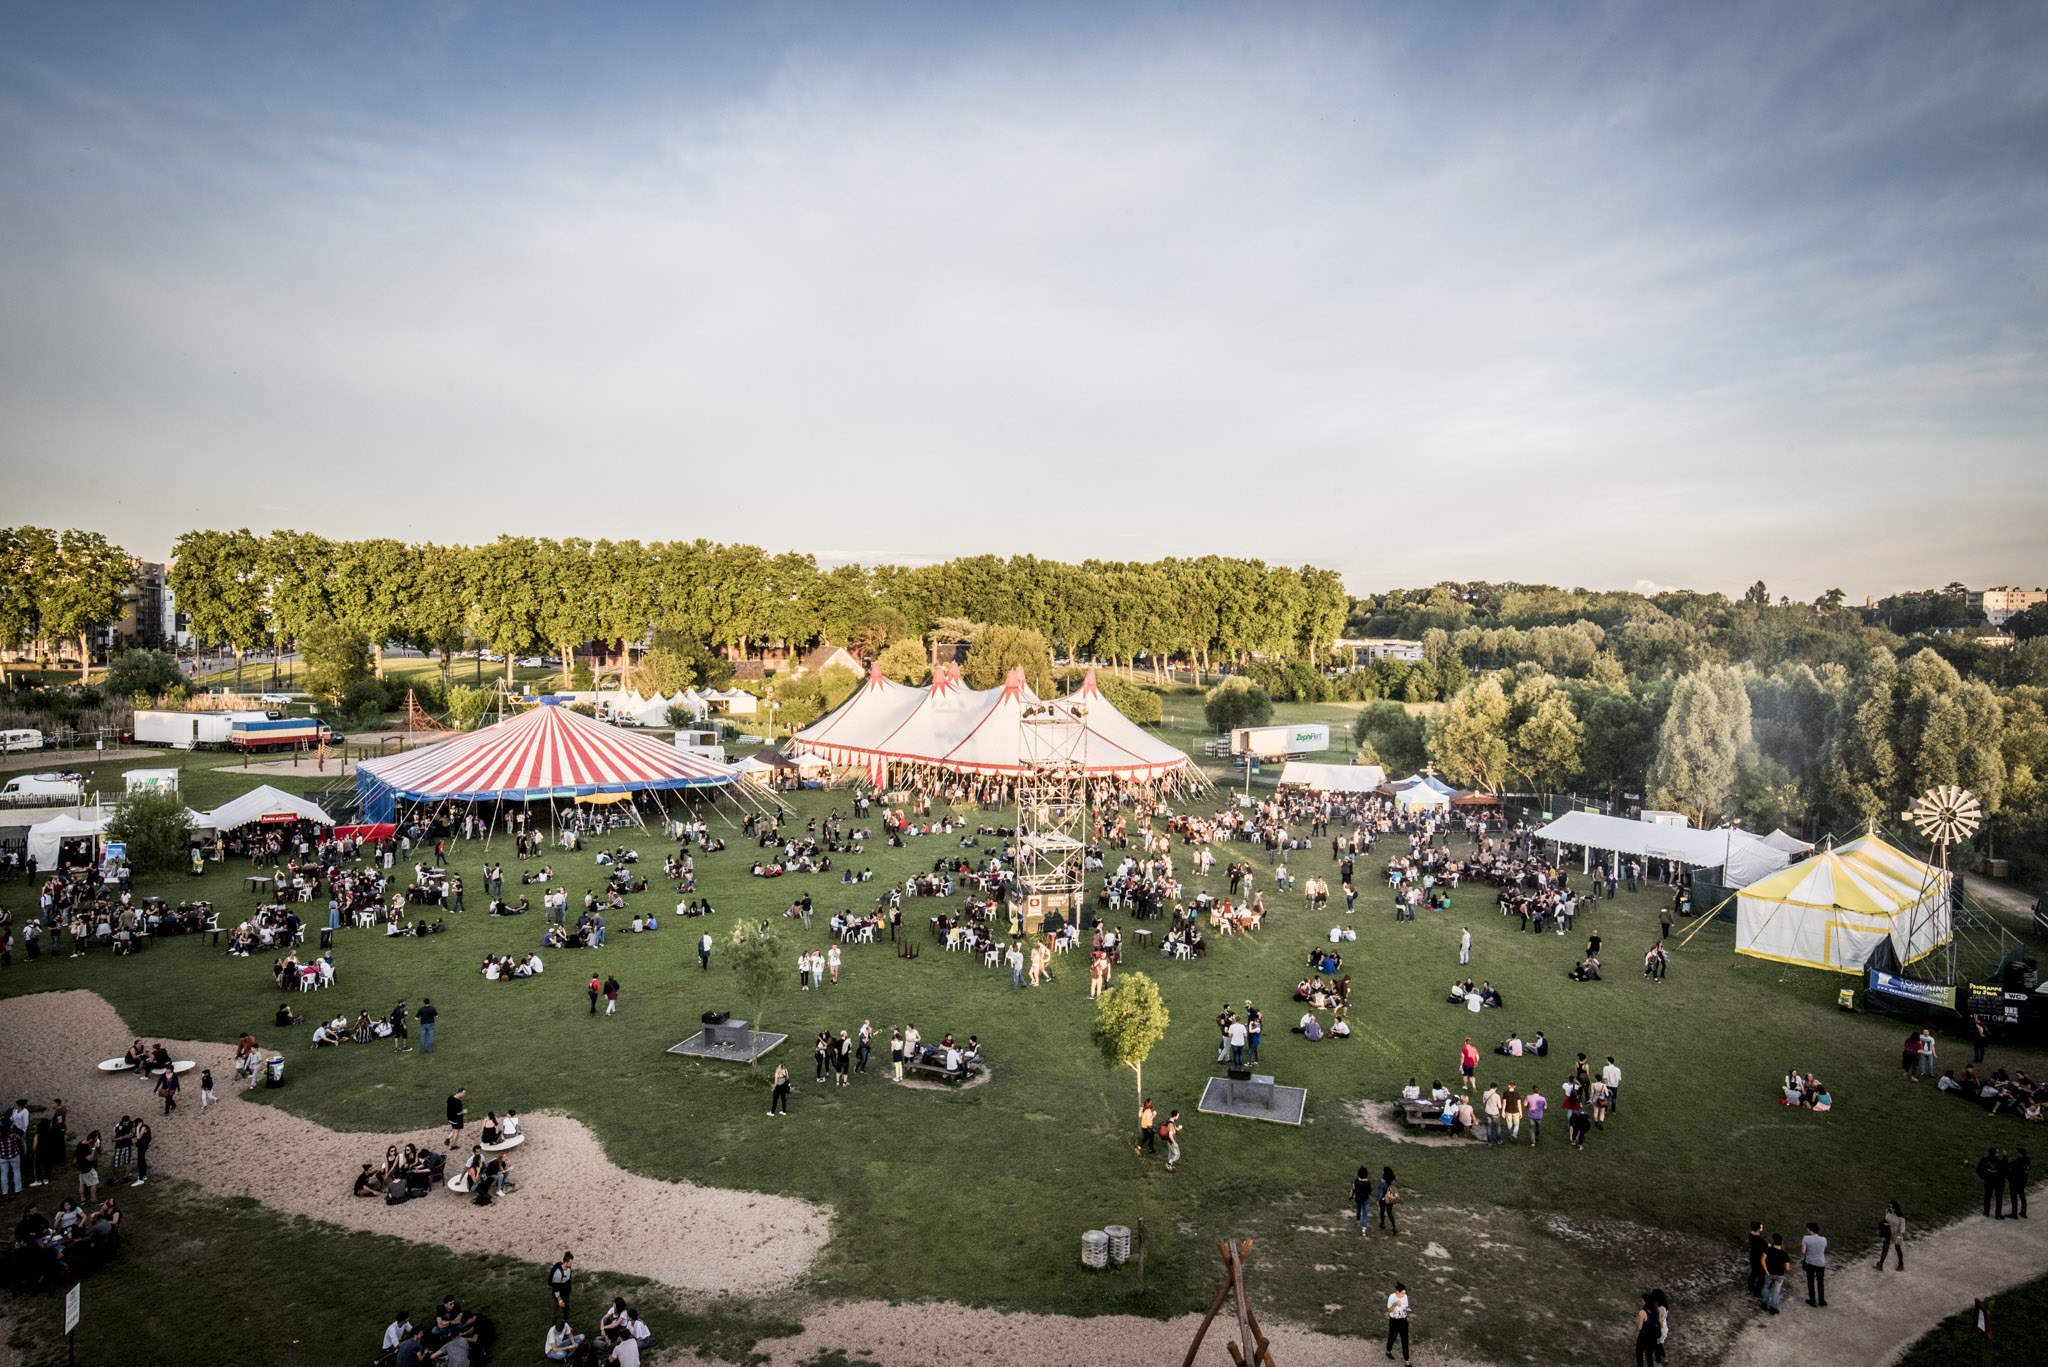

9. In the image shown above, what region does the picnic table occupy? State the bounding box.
[1396,1098,1460,1133]
[244,875,272,894]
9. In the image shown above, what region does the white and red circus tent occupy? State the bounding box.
[789,664,1189,786]
[354,700,732,822]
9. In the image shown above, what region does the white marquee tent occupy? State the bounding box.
[202,784,339,832]
[1532,810,1790,886]
[1277,762,1388,792]
[26,811,108,871]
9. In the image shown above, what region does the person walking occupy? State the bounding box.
[155,1066,180,1116]
[418,998,438,1054]
[698,931,712,971]
[1482,1085,1503,1145]
[1459,927,1470,965]
[2008,1147,2030,1219]
[1502,1084,1524,1142]
[1760,1234,1789,1314]
[1800,1222,1827,1307]
[199,1068,217,1110]
[1525,1086,1545,1145]
[1377,1166,1400,1233]
[1746,1222,1767,1300]
[1876,1202,1905,1270]
[1384,1283,1410,1362]
[390,999,412,1053]
[1351,1165,1374,1236]
[1138,1099,1157,1156]
[588,974,602,1016]
[603,975,621,1016]
[1161,1110,1182,1173]
[1980,1147,2008,1218]
[768,1063,790,1115]
[1459,1038,1478,1092]
[1602,1057,1622,1112]
[446,1088,469,1148]
[856,1021,872,1074]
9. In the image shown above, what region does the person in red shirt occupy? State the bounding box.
[1459,1038,1479,1092]
[588,975,602,1015]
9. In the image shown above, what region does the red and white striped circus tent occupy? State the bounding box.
[354,700,732,821]
[789,664,1189,784]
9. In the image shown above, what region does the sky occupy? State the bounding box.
[1,1,2044,602]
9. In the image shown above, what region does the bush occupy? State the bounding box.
[302,619,373,706]
[1204,676,1274,732]
[103,649,183,701]
[876,639,931,686]
[963,626,1053,694]
[107,788,194,876]
[1354,700,1428,775]
[340,677,389,727]
[446,684,493,731]
[818,663,860,713]
[570,659,595,690]
[1058,669,1163,723]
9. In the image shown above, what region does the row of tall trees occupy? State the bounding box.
[0,527,140,684]
[164,531,1351,686]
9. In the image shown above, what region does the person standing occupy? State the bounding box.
[1161,1110,1182,1173]
[1760,1234,1789,1314]
[856,1021,872,1074]
[0,1123,20,1196]
[1459,927,1471,965]
[390,999,412,1053]
[698,931,712,971]
[1228,1016,1248,1069]
[418,998,438,1054]
[1970,1015,1989,1063]
[2008,1147,2030,1219]
[1384,1282,1410,1362]
[1525,1087,1546,1145]
[1980,1147,2008,1219]
[1746,1221,1767,1299]
[1138,1099,1157,1156]
[588,974,602,1016]
[130,1119,152,1187]
[1459,1038,1478,1092]
[603,975,621,1016]
[1900,1029,1921,1082]
[1246,1004,1262,1064]
[1876,1202,1905,1270]
[1917,1028,1937,1078]
[1377,1166,1399,1233]
[834,1031,852,1087]
[1602,1057,1622,1112]
[1799,1222,1827,1307]
[547,1252,575,1314]
[768,1063,790,1115]
[1633,1292,1659,1367]
[1351,1165,1374,1236]
[890,1029,905,1082]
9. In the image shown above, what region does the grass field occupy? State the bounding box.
[3,738,2046,1366]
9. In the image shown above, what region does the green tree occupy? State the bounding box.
[1354,700,1429,776]
[401,542,475,689]
[1203,676,1273,732]
[1093,971,1170,1103]
[301,619,374,706]
[1648,663,1751,825]
[0,527,57,685]
[1819,648,1900,828]
[331,538,414,678]
[472,536,545,681]
[169,528,271,688]
[445,684,494,731]
[963,625,1053,693]
[1509,676,1584,794]
[875,638,931,685]
[107,788,195,876]
[1428,676,1512,792]
[1579,690,1656,800]
[818,663,861,713]
[726,921,785,1066]
[38,529,137,684]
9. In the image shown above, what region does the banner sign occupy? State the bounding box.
[260,813,298,824]
[1866,970,1956,1011]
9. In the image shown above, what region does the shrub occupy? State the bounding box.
[876,639,931,686]
[1204,676,1274,732]
[103,649,183,701]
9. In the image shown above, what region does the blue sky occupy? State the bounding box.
[1,1,2043,600]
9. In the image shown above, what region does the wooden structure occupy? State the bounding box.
[397,689,448,733]
[1182,1237,1277,1367]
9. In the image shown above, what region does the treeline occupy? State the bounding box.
[154,531,1349,683]
[0,528,139,683]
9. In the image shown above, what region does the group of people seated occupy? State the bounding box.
[381,1296,497,1367]
[384,916,449,938]
[1401,1077,1480,1133]
[1567,955,1603,981]
[6,1196,123,1292]
[1939,1065,2046,1120]
[1447,979,1504,1009]
[1492,1031,1549,1057]
[356,1142,447,1202]
[478,953,544,980]
[1293,974,1351,1009]
[1308,946,1344,975]
[1292,1006,1350,1041]
[1778,1068,1833,1111]
[592,847,639,867]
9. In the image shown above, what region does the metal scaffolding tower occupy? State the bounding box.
[1016,695,1089,930]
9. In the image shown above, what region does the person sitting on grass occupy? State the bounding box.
[1293,1011,1324,1042]
[544,1316,583,1362]
[1567,957,1601,982]
[1329,1009,1352,1039]
[275,1001,304,1028]
[1495,1032,1525,1057]
[1448,979,1473,1004]
[1478,982,1504,1009]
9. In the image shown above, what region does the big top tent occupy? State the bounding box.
[788,665,1189,784]
[354,701,733,822]
[1734,831,1948,973]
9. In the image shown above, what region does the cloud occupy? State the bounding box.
[0,4,2043,600]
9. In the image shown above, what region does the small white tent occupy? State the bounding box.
[1390,777,1450,812]
[27,812,108,871]
[204,785,338,831]
[1279,762,1388,792]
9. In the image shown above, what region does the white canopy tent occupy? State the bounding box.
[1277,762,1388,792]
[1532,810,1790,886]
[27,812,108,871]
[1761,828,1817,856]
[203,785,338,832]
[1389,776,1451,812]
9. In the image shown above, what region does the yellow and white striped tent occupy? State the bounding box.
[1734,832,1949,973]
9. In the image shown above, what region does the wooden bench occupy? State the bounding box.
[1396,1099,1459,1133]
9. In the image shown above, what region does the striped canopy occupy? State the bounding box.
[354,702,731,821]
[1734,832,1948,973]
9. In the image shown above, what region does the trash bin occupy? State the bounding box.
[1081,1230,1109,1268]
[319,928,334,949]
[265,1055,286,1088]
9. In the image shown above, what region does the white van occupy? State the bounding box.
[124,768,181,795]
[1,728,42,754]
[0,773,83,803]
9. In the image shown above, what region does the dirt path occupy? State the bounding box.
[0,748,166,776]
[0,990,829,1293]
[1719,1195,2048,1367]
[1961,872,2039,921]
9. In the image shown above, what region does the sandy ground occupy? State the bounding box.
[0,990,829,1294]
[1719,1193,2048,1367]
[1347,1097,1473,1148]
[1961,871,2040,920]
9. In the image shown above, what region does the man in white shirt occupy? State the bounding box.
[1228,1018,1248,1068]
[1482,1086,1504,1145]
[1602,1058,1623,1112]
[608,1328,640,1367]
[382,1313,413,1352]
[698,931,712,971]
